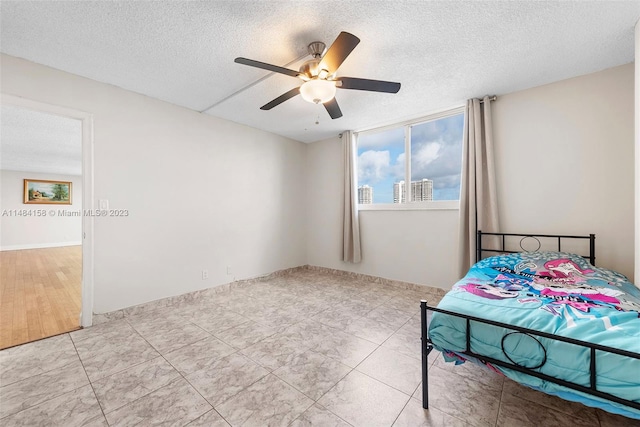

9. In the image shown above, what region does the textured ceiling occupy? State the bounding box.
[0,106,82,176]
[1,1,638,143]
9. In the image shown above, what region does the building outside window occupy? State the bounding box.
[358,185,373,204]
[393,179,433,203]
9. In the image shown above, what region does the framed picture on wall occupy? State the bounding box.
[23,179,72,205]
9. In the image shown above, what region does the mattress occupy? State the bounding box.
[428,251,640,419]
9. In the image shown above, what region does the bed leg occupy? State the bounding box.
[421,300,429,409]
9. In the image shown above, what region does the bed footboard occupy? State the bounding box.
[420,300,640,412]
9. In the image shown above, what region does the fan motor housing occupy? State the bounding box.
[299,41,328,78]
[307,41,326,58]
[299,58,322,79]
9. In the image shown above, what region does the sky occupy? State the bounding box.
[357,113,464,203]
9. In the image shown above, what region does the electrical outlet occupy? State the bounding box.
[226,265,232,275]
[202,269,209,280]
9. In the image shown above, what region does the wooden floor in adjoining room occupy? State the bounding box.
[0,246,81,350]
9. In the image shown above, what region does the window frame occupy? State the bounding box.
[355,105,465,211]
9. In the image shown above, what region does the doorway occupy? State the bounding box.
[0,96,93,349]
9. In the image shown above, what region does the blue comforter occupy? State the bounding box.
[428,251,640,419]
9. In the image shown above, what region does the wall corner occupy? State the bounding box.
[635,19,639,285]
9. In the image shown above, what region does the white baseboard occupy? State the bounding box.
[0,241,82,251]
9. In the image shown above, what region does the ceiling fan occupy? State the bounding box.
[234,32,401,119]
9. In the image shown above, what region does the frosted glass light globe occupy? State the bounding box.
[300,79,336,104]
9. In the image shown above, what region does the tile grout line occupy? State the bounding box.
[287,360,358,427]
[0,336,78,388]
[106,321,226,425]
[69,331,110,425]
[390,395,413,426]
[98,319,205,421]
[136,314,237,424]
[495,376,507,427]
[230,283,413,425]
[343,317,409,425]
[2,272,480,426]
[0,335,96,421]
[165,371,232,427]
[160,334,265,426]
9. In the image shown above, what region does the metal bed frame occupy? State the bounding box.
[420,230,640,414]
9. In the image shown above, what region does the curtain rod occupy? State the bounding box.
[342,96,496,138]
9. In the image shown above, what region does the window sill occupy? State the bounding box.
[358,201,459,211]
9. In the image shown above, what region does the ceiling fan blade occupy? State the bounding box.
[337,77,401,93]
[323,98,343,119]
[235,57,300,78]
[319,32,360,74]
[260,87,301,110]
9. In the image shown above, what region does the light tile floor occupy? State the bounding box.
[1,269,638,426]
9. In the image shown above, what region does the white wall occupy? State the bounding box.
[306,63,635,289]
[1,54,634,314]
[306,137,460,289]
[1,54,307,314]
[494,63,634,280]
[0,170,82,250]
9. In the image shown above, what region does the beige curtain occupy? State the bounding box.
[458,97,499,276]
[342,130,362,263]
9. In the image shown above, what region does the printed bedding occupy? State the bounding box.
[428,251,640,419]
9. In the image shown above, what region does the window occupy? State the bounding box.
[356,107,464,208]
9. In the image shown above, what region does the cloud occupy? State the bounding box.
[432,174,461,189]
[411,138,462,189]
[412,142,441,168]
[358,150,391,184]
[357,127,404,150]
[410,117,463,190]
[411,114,464,147]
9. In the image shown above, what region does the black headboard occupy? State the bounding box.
[476,231,596,266]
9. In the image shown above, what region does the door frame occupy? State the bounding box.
[1,94,95,327]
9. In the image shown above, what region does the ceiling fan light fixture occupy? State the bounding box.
[300,79,336,104]
[236,32,399,119]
